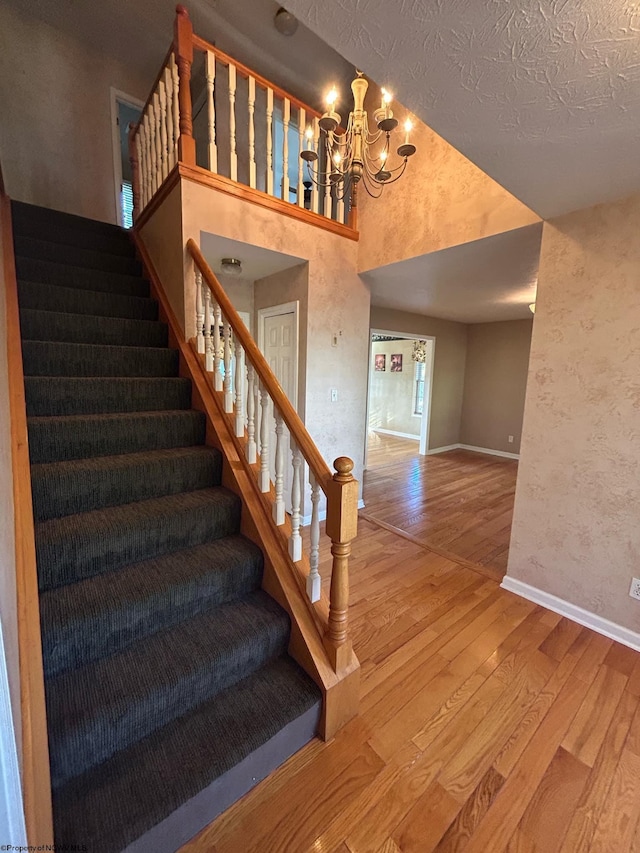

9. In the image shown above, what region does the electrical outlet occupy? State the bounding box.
[508,435,514,443]
[331,388,338,403]
[630,578,640,600]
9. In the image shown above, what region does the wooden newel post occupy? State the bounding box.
[128,122,141,224]
[324,456,358,672]
[174,4,196,166]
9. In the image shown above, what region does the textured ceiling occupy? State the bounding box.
[362,224,543,324]
[284,0,640,219]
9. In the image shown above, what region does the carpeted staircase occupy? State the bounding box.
[13,201,321,853]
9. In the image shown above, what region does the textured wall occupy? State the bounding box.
[0,211,21,762]
[180,180,370,495]
[370,306,467,450]
[0,3,148,223]
[358,115,540,273]
[369,339,422,437]
[461,319,533,454]
[507,191,640,632]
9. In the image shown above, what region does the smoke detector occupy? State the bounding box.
[274,7,298,36]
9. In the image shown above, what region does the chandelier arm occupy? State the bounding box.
[376,158,409,185]
[360,167,385,199]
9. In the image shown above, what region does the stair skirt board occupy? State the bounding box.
[123,703,321,853]
[12,200,323,849]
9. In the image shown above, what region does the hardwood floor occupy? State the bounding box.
[363,432,518,576]
[181,518,640,853]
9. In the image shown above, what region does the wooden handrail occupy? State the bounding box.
[187,238,333,491]
[1,175,54,844]
[192,34,324,121]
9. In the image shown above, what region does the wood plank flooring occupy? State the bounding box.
[364,432,518,575]
[181,518,640,853]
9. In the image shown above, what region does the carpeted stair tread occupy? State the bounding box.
[20,308,167,348]
[53,655,321,853]
[13,215,135,258]
[31,446,222,521]
[22,340,177,379]
[14,235,141,276]
[16,256,149,298]
[47,590,290,787]
[18,280,158,321]
[12,200,133,240]
[27,410,207,464]
[25,375,191,416]
[36,487,242,590]
[40,535,263,677]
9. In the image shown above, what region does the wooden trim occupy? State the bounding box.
[188,238,334,491]
[134,234,360,738]
[192,35,324,120]
[132,163,181,231]
[1,191,54,844]
[179,163,358,241]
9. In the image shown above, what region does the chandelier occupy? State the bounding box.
[300,71,416,221]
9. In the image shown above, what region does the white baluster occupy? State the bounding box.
[282,97,290,201]
[323,159,332,219]
[297,107,305,208]
[149,101,158,195]
[213,303,223,392]
[289,439,303,561]
[164,65,175,169]
[307,472,322,601]
[153,92,162,189]
[234,338,244,437]
[246,364,257,464]
[159,80,169,181]
[204,288,213,372]
[311,117,320,215]
[171,54,180,162]
[248,75,256,189]
[142,114,151,204]
[259,385,270,493]
[337,195,345,224]
[266,88,274,196]
[136,129,146,208]
[195,270,204,354]
[205,51,218,172]
[223,320,233,413]
[273,410,285,525]
[229,63,237,182]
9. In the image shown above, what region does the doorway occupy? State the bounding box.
[365,330,435,470]
[110,89,143,228]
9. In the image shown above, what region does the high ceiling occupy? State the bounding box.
[284,0,640,220]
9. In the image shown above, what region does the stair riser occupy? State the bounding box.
[20,309,168,348]
[12,201,132,240]
[25,377,191,417]
[48,596,290,787]
[18,281,158,322]
[32,449,222,521]
[13,219,135,258]
[22,341,178,379]
[14,236,141,276]
[40,538,263,677]
[36,490,242,590]
[16,256,149,298]
[28,411,207,464]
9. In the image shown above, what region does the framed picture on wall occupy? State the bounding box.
[390,353,403,372]
[375,354,386,371]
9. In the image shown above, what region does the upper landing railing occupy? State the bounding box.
[129,5,352,228]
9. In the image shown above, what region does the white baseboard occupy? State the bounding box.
[501,576,640,652]
[302,498,365,527]
[426,443,519,460]
[373,428,420,441]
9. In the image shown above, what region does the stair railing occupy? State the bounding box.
[187,238,357,672]
[129,6,350,228]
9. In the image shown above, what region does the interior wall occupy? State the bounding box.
[370,306,467,450]
[0,211,21,763]
[357,89,541,273]
[461,319,533,454]
[0,3,149,223]
[254,264,308,418]
[369,338,421,437]
[219,274,255,334]
[507,190,640,634]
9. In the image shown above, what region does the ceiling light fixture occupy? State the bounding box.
[300,72,417,221]
[274,7,298,36]
[529,303,536,314]
[221,257,242,276]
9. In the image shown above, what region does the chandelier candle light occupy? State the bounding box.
[300,72,417,228]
